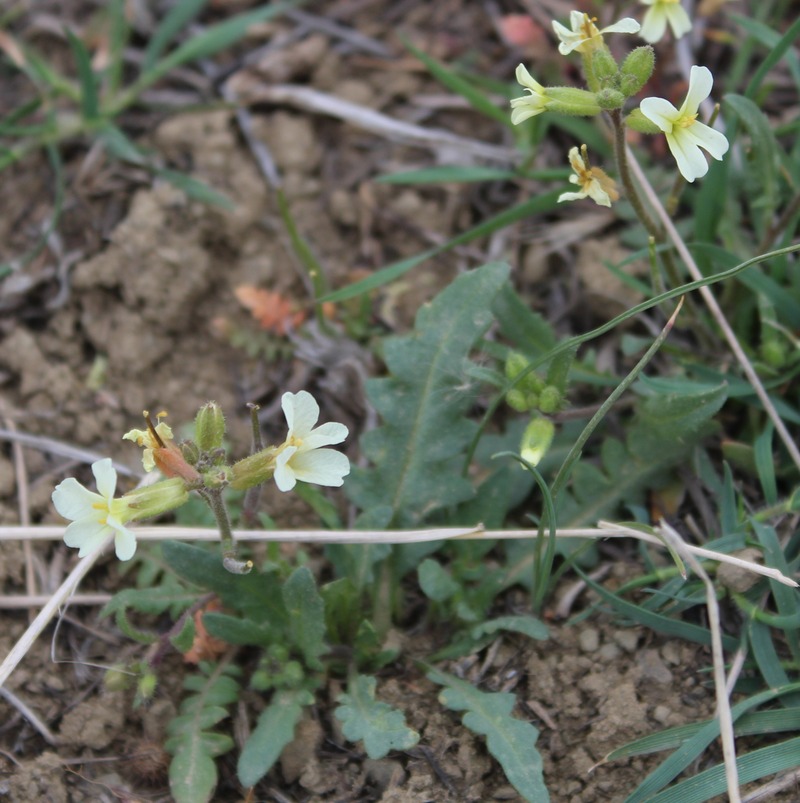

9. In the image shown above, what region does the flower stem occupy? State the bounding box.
[201,488,253,574]
[610,109,659,238]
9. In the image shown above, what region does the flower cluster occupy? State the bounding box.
[509,6,728,188]
[52,392,350,566]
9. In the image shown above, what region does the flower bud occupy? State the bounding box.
[202,468,231,490]
[104,664,132,692]
[122,477,190,520]
[591,48,619,85]
[761,339,787,369]
[230,446,279,491]
[180,440,201,466]
[520,417,555,467]
[137,670,158,703]
[546,87,602,117]
[506,388,530,412]
[620,46,655,97]
[538,386,562,414]
[596,88,626,110]
[195,401,226,452]
[505,351,529,381]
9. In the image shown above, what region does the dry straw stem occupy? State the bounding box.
[625,146,800,474]
[0,525,793,691]
[658,520,741,802]
[0,545,103,690]
[232,82,519,163]
[0,523,796,584]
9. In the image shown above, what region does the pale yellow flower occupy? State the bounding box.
[639,0,692,43]
[640,66,729,182]
[552,10,640,55]
[123,413,173,472]
[558,146,619,207]
[510,64,550,125]
[274,391,349,492]
[52,458,138,560]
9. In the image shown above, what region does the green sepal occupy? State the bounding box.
[625,108,662,134]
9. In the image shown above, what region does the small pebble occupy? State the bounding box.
[578,627,600,652]
[612,628,639,653]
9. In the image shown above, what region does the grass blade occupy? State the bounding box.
[65,28,99,120]
[144,0,208,71]
[405,42,511,127]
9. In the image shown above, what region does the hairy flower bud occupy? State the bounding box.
[595,88,626,110]
[506,388,531,412]
[545,87,602,116]
[195,401,226,452]
[591,48,619,85]
[538,386,562,414]
[520,417,555,467]
[620,46,655,96]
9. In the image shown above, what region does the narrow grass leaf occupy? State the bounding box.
[748,619,792,692]
[741,15,800,99]
[609,706,800,760]
[731,14,800,89]
[723,94,779,232]
[646,736,800,803]
[623,685,800,802]
[335,675,420,758]
[66,29,99,120]
[138,1,299,90]
[754,422,777,505]
[144,0,207,72]
[405,42,510,127]
[322,192,560,303]
[470,614,548,641]
[575,569,737,651]
[719,462,738,537]
[154,168,235,210]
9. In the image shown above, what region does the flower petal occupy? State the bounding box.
[667,131,708,182]
[666,4,692,38]
[514,63,544,93]
[682,66,713,117]
[274,445,298,492]
[639,97,679,132]
[558,190,588,203]
[510,102,545,125]
[92,458,117,500]
[52,478,102,521]
[566,146,585,173]
[113,526,138,561]
[684,122,729,160]
[586,182,613,207]
[602,18,641,34]
[63,519,111,556]
[639,7,668,43]
[282,390,319,437]
[302,421,349,450]
[288,449,351,487]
